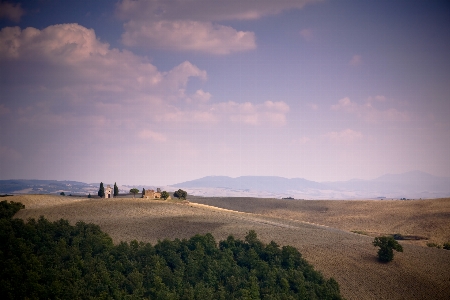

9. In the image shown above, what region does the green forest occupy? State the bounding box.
[0,200,342,299]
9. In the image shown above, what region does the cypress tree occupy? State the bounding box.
[114,182,119,196]
[98,182,105,198]
[142,188,145,198]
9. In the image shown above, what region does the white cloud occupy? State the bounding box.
[122,20,256,55]
[0,1,24,23]
[0,22,289,139]
[138,129,167,142]
[157,100,290,126]
[331,97,410,122]
[349,54,362,66]
[325,129,363,142]
[0,24,206,98]
[188,89,211,103]
[117,0,318,54]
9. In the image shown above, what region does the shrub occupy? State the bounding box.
[392,233,404,240]
[443,242,450,250]
[373,236,403,262]
[426,242,442,249]
[60,192,65,196]
[160,191,170,200]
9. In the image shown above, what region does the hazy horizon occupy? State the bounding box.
[1,1,449,186]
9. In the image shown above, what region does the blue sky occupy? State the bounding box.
[0,0,449,185]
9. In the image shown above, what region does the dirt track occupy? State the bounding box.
[9,195,450,300]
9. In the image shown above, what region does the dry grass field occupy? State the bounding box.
[189,196,450,246]
[7,194,450,300]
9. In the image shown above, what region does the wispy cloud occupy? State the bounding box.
[117,0,318,54]
[0,1,24,23]
[186,89,212,103]
[214,100,290,126]
[292,136,311,145]
[300,28,313,41]
[307,103,319,110]
[0,24,206,101]
[331,96,410,122]
[122,20,256,55]
[0,104,10,115]
[117,0,318,22]
[325,129,363,142]
[349,54,362,66]
[138,130,167,142]
[0,23,289,139]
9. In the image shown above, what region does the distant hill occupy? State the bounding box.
[172,176,329,193]
[0,180,96,195]
[0,180,169,196]
[171,171,450,199]
[2,171,449,199]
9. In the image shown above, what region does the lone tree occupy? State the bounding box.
[161,191,170,200]
[98,182,105,198]
[114,182,119,197]
[142,188,145,197]
[130,188,139,198]
[373,236,403,262]
[174,189,187,200]
[60,192,65,196]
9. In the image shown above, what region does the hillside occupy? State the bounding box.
[8,194,450,300]
[172,171,450,199]
[188,196,450,246]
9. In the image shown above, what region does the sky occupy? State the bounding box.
[0,0,449,186]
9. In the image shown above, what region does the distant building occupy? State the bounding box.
[143,189,161,199]
[105,185,113,198]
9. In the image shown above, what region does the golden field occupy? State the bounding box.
[7,194,450,300]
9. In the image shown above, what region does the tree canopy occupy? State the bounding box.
[160,191,170,200]
[0,200,343,300]
[174,189,187,200]
[373,236,403,262]
[129,188,139,198]
[98,182,105,198]
[114,182,119,196]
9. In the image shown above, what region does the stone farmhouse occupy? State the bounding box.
[143,189,161,199]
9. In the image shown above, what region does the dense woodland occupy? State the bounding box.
[0,200,342,299]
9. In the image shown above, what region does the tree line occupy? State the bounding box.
[97,182,186,200]
[0,200,342,299]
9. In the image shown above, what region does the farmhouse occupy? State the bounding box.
[105,185,113,198]
[143,189,161,199]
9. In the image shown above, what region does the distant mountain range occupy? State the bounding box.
[1,171,449,199]
[171,171,450,199]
